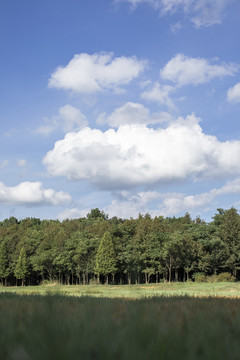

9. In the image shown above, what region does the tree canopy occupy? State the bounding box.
[0,207,240,286]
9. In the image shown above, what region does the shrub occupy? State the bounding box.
[207,275,218,283]
[217,272,235,282]
[193,273,207,282]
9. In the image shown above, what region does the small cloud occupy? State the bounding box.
[97,102,174,128]
[48,52,147,94]
[141,82,175,108]
[17,159,27,167]
[227,82,240,103]
[34,105,88,136]
[0,181,71,206]
[170,22,182,33]
[160,54,238,87]
[0,160,9,169]
[57,208,89,221]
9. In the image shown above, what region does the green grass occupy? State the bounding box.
[1,293,240,359]
[1,283,240,359]
[1,281,240,298]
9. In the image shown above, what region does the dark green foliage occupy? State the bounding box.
[86,208,108,221]
[0,207,240,286]
[14,247,28,285]
[95,231,117,283]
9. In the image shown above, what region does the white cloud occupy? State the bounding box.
[0,181,71,206]
[170,22,183,33]
[17,159,27,167]
[57,208,89,221]
[58,105,88,132]
[118,0,234,27]
[35,123,56,137]
[35,105,88,136]
[106,177,240,218]
[98,102,174,127]
[0,160,9,169]
[48,52,147,94]
[227,83,240,103]
[156,177,240,216]
[160,54,238,87]
[43,113,240,190]
[106,191,159,218]
[141,82,175,107]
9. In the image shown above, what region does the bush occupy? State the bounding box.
[193,273,207,282]
[39,280,59,286]
[207,275,218,283]
[217,272,235,282]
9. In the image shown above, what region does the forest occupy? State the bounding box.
[0,207,240,286]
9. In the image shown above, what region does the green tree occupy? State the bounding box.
[14,247,28,286]
[162,232,183,282]
[0,239,10,286]
[87,208,108,221]
[220,208,240,278]
[95,231,117,284]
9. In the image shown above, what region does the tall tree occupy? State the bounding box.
[14,247,28,286]
[95,231,117,284]
[0,239,10,286]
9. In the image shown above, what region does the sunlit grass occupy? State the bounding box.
[1,282,240,298]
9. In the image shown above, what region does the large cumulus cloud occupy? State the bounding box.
[43,113,240,190]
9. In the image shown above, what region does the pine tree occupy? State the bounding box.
[95,232,117,284]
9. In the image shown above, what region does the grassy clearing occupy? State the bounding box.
[1,293,240,360]
[1,283,240,359]
[1,282,240,298]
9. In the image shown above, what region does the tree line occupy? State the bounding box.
[0,207,240,286]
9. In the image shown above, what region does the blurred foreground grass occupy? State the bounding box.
[1,293,240,360]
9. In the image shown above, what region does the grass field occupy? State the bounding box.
[1,283,240,359]
[1,281,240,298]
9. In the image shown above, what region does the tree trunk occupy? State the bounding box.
[128,273,131,285]
[175,269,178,282]
[112,273,115,284]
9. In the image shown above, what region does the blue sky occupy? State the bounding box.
[1,0,240,221]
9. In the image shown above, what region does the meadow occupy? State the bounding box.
[1,283,240,359]
[1,281,240,298]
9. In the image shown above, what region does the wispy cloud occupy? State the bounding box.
[117,0,235,27]
[105,177,240,218]
[35,105,88,136]
[97,102,175,127]
[160,54,238,87]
